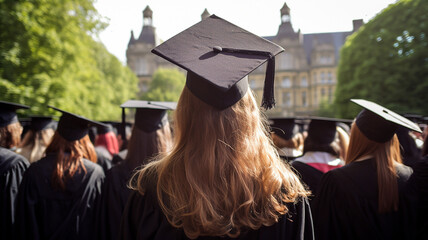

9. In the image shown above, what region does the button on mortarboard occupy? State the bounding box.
[351,99,422,143]
[121,100,176,133]
[48,106,108,141]
[0,101,30,127]
[151,15,284,110]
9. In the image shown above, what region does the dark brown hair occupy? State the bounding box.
[125,123,172,171]
[45,132,97,190]
[0,122,23,149]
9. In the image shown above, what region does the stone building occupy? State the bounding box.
[126,3,363,116]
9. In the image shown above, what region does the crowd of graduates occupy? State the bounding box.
[1,15,428,240]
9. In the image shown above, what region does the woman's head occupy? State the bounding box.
[137,86,308,238]
[46,132,96,190]
[272,132,304,151]
[126,122,172,169]
[0,122,23,149]
[18,128,55,163]
[95,131,119,156]
[303,118,342,158]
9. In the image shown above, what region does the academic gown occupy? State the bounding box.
[312,158,428,240]
[119,173,315,240]
[0,147,29,240]
[14,153,105,240]
[292,152,343,200]
[98,161,135,240]
[95,146,113,172]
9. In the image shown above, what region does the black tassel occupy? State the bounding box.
[261,57,275,110]
[213,46,277,109]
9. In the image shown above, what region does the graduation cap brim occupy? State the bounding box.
[351,99,422,143]
[29,116,56,131]
[49,106,108,141]
[0,101,30,127]
[121,100,176,133]
[304,116,347,144]
[151,15,284,110]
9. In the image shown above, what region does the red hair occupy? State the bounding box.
[346,123,402,212]
[95,132,119,155]
[46,132,97,190]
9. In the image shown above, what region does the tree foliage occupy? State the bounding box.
[335,0,428,118]
[0,0,138,120]
[142,68,185,102]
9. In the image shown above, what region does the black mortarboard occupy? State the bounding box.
[29,116,56,131]
[306,117,339,144]
[351,99,422,143]
[151,15,284,110]
[97,123,114,135]
[120,100,176,133]
[49,106,108,141]
[270,117,300,140]
[0,101,30,127]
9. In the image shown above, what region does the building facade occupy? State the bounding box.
[126,3,363,116]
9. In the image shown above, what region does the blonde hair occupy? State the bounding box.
[346,123,402,212]
[272,132,304,152]
[336,126,350,160]
[18,128,55,163]
[134,86,308,239]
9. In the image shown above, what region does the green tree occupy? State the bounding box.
[335,0,428,118]
[0,0,138,120]
[143,68,186,102]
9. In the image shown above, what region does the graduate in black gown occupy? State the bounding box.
[14,106,106,240]
[292,118,346,199]
[16,116,56,163]
[119,15,314,240]
[99,100,174,240]
[270,117,304,162]
[313,99,428,240]
[0,101,30,240]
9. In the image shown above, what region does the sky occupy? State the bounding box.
[94,0,398,63]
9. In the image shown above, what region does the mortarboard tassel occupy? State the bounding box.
[213,46,276,109]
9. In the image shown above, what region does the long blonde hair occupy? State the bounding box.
[135,86,308,238]
[18,129,55,163]
[346,123,402,213]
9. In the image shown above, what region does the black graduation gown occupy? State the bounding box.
[0,147,29,240]
[95,146,113,172]
[119,174,315,240]
[291,161,323,200]
[312,158,428,240]
[98,161,134,240]
[14,153,105,240]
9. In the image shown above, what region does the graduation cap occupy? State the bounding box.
[151,15,284,110]
[120,100,177,133]
[270,117,300,140]
[96,123,114,135]
[351,99,422,143]
[29,116,56,131]
[0,101,30,127]
[305,117,340,145]
[48,106,108,141]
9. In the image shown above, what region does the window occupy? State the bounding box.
[328,87,333,102]
[136,58,149,75]
[282,14,290,23]
[302,91,307,106]
[327,71,333,83]
[280,53,293,70]
[281,77,291,88]
[301,77,308,87]
[320,72,325,83]
[249,79,257,89]
[321,88,326,97]
[282,91,291,106]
